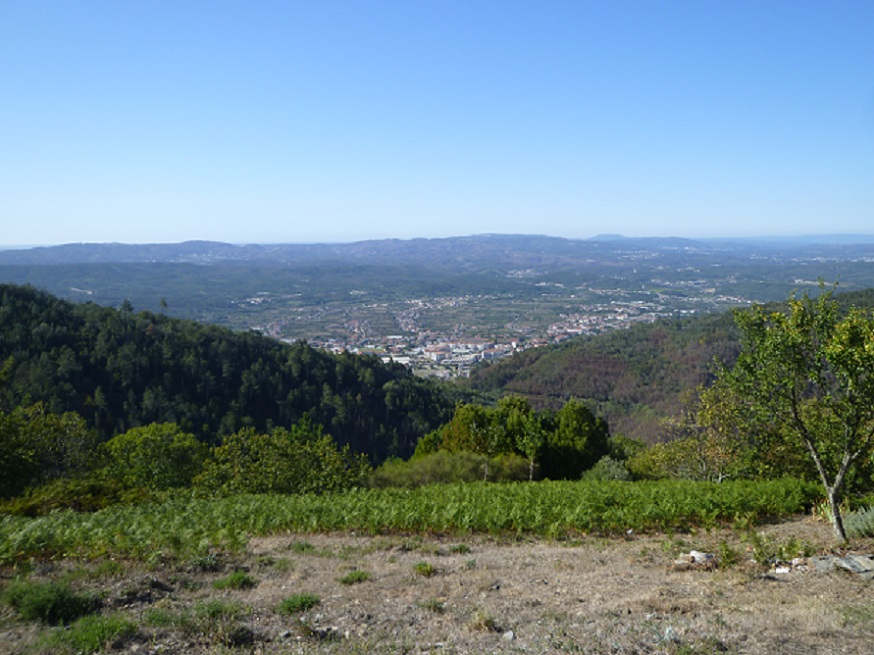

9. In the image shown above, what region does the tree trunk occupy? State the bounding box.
[827,487,848,544]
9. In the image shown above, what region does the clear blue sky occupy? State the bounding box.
[2,1,873,245]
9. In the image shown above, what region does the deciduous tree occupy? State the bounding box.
[722,290,874,542]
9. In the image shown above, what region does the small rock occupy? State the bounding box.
[689,550,715,563]
[502,630,515,641]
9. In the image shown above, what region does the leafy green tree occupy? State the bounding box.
[100,423,207,490]
[440,403,512,480]
[0,404,97,498]
[0,410,37,498]
[721,290,874,542]
[195,419,370,495]
[541,399,609,479]
[493,396,545,481]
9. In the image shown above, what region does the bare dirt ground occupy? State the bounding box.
[2,516,873,654]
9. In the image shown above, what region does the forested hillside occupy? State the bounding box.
[466,287,874,444]
[0,284,453,461]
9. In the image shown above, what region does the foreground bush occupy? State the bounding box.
[2,579,97,624]
[37,614,136,654]
[0,478,818,563]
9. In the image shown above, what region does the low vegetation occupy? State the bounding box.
[277,593,321,614]
[0,478,818,564]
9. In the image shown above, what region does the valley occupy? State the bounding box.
[3,234,874,379]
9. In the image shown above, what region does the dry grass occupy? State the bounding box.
[2,516,873,654]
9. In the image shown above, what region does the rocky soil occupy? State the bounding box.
[2,516,873,654]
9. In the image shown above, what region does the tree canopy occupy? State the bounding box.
[0,284,453,462]
[717,290,874,542]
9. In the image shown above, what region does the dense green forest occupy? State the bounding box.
[0,284,453,460]
[0,284,617,507]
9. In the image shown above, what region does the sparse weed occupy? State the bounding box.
[195,599,246,620]
[142,607,179,627]
[840,604,874,627]
[450,544,471,554]
[418,597,445,613]
[289,540,316,554]
[169,574,201,591]
[743,532,815,565]
[212,570,257,590]
[339,568,371,585]
[716,540,740,569]
[273,557,291,572]
[413,560,436,577]
[190,552,221,572]
[91,559,126,578]
[277,593,321,614]
[467,611,498,632]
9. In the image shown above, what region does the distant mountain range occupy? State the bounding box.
[3,233,874,267]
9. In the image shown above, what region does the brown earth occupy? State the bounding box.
[2,516,873,654]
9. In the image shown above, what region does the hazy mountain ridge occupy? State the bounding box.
[4,234,874,269]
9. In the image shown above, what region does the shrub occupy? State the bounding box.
[100,423,208,491]
[846,506,874,538]
[37,614,136,654]
[277,593,321,614]
[488,453,530,482]
[2,579,96,624]
[584,456,632,482]
[195,420,370,495]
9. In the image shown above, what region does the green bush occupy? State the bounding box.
[37,614,136,654]
[277,593,320,614]
[100,423,208,491]
[2,579,96,624]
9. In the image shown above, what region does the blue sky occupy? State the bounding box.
[2,1,873,245]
